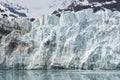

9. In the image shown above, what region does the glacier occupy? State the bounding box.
[0,9,120,70]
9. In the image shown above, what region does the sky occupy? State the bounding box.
[1,0,53,9]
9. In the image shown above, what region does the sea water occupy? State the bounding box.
[0,70,120,80]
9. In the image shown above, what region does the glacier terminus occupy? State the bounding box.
[0,8,120,70]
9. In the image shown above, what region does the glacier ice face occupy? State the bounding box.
[0,9,120,70]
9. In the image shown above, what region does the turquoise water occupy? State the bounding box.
[0,70,120,80]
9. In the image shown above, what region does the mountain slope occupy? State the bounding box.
[1,0,120,18]
[0,0,74,17]
[52,0,120,17]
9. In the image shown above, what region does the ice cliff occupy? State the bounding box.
[0,9,120,70]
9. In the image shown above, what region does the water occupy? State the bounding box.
[0,70,120,80]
